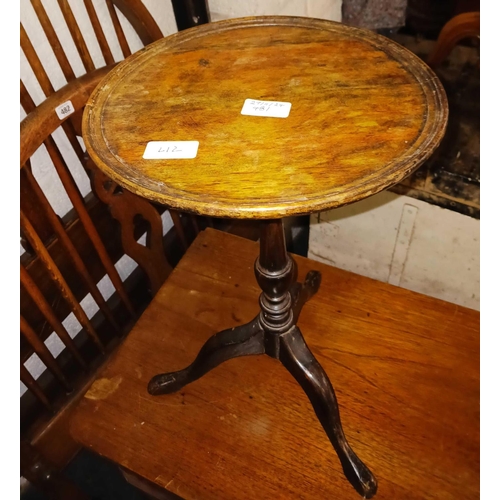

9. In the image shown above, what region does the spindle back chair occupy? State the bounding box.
[20,59,210,468]
[20,1,213,494]
[21,0,164,107]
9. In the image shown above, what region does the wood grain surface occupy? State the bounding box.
[70,229,479,499]
[83,16,448,219]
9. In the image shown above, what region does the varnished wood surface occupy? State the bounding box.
[70,229,479,499]
[84,16,448,219]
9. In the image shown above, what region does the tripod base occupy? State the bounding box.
[148,222,377,499]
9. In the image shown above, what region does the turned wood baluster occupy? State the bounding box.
[255,220,295,357]
[145,218,377,497]
[256,220,377,499]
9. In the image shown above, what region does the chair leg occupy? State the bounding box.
[21,441,89,500]
[148,317,265,395]
[279,326,377,499]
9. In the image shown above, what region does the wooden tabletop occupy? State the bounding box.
[70,229,479,499]
[83,16,448,219]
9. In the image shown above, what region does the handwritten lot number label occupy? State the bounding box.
[241,99,291,118]
[143,141,199,159]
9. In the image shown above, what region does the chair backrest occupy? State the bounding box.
[20,68,208,439]
[20,0,212,469]
[20,0,165,110]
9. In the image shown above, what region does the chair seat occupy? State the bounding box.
[70,228,479,499]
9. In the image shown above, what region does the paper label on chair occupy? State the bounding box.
[55,100,75,120]
[240,99,291,118]
[143,141,199,159]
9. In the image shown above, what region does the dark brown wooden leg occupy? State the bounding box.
[256,220,376,498]
[148,318,264,395]
[150,219,377,497]
[291,270,322,323]
[279,326,377,499]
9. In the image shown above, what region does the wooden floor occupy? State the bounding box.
[70,228,479,500]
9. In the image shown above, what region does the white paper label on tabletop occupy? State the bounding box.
[143,141,199,159]
[241,99,292,118]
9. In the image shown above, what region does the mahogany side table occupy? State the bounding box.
[82,16,448,498]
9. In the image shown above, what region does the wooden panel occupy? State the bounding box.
[70,229,479,500]
[87,158,172,295]
[121,467,181,500]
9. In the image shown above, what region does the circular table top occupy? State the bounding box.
[83,16,448,219]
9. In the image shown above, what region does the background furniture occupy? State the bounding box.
[71,228,480,499]
[427,11,480,68]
